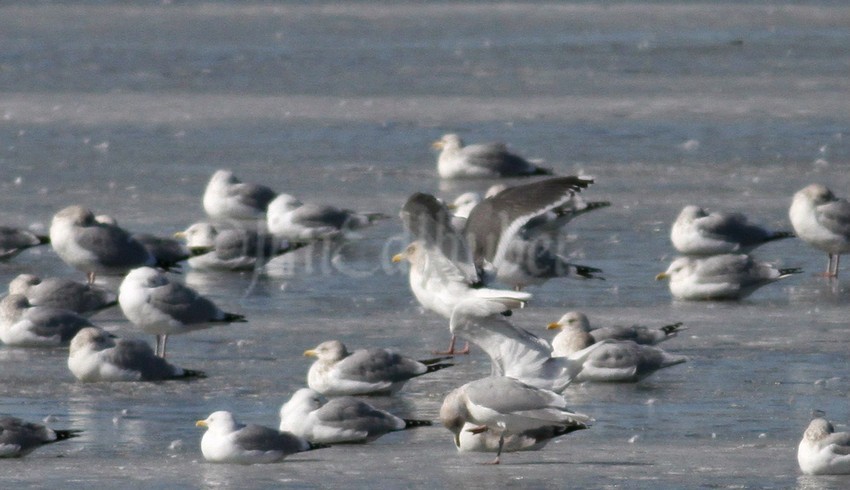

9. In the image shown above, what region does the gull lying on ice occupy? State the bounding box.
[279,388,431,444]
[432,133,552,179]
[656,254,802,301]
[175,222,302,271]
[202,169,277,222]
[670,205,794,256]
[303,340,453,396]
[440,376,591,464]
[118,267,246,357]
[547,311,685,345]
[798,416,850,475]
[266,194,388,243]
[0,416,81,458]
[0,226,50,261]
[789,184,850,277]
[196,410,325,465]
[68,327,205,382]
[547,313,687,383]
[8,273,117,317]
[0,294,94,347]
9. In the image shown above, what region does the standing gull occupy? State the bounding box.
[798,416,850,475]
[49,205,175,284]
[789,184,850,277]
[303,340,453,396]
[432,133,552,179]
[449,298,604,393]
[279,388,431,444]
[68,327,205,382]
[0,294,94,347]
[202,169,277,222]
[0,226,50,260]
[266,194,389,243]
[8,273,117,317]
[118,266,247,358]
[196,410,325,465]
[0,416,81,458]
[440,376,591,464]
[175,222,303,271]
[546,314,687,383]
[656,254,802,301]
[548,311,685,346]
[671,205,795,256]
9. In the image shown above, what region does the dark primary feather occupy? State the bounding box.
[229,182,277,212]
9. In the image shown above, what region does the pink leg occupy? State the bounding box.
[433,335,470,355]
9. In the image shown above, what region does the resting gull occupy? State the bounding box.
[432,133,552,179]
[267,194,389,243]
[547,311,685,346]
[175,222,302,271]
[94,214,190,270]
[279,388,431,444]
[68,326,205,382]
[0,226,50,261]
[440,376,591,464]
[798,416,850,475]
[118,266,247,358]
[196,410,325,464]
[656,254,802,301]
[449,298,604,393]
[303,340,453,396]
[670,205,794,256]
[202,169,277,222]
[789,184,850,277]
[0,294,94,347]
[547,314,687,383]
[0,416,81,458]
[8,273,117,317]
[49,205,177,283]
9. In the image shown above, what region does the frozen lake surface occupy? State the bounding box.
[1,1,849,488]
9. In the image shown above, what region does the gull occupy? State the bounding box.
[0,416,81,458]
[463,176,606,289]
[303,340,453,396]
[395,192,532,353]
[0,294,94,347]
[8,273,117,317]
[266,194,389,243]
[94,214,190,270]
[546,314,687,383]
[196,410,326,465]
[449,298,604,393]
[118,266,247,358]
[450,421,586,454]
[670,205,794,256]
[279,388,432,444]
[789,184,850,277]
[49,205,177,284]
[432,133,552,179]
[440,376,591,464]
[547,311,685,345]
[68,326,205,382]
[175,222,302,271]
[656,254,802,301]
[798,416,850,475]
[0,226,50,260]
[202,169,277,222]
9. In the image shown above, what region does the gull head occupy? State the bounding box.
[52,205,97,228]
[280,388,326,421]
[803,417,835,442]
[676,205,708,224]
[548,311,591,332]
[0,293,31,323]
[196,410,239,433]
[656,257,692,281]
[433,133,463,151]
[391,242,423,266]
[69,326,117,355]
[303,340,349,363]
[175,222,218,249]
[209,169,239,186]
[439,387,470,447]
[796,183,835,206]
[121,267,169,290]
[8,273,41,295]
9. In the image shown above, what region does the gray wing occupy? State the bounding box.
[465,177,594,263]
[400,193,479,283]
[334,349,426,383]
[817,199,850,237]
[290,204,352,229]
[234,424,308,453]
[461,142,536,175]
[108,338,181,380]
[316,398,402,433]
[229,182,277,211]
[133,233,190,265]
[147,283,224,324]
[0,417,55,452]
[591,325,661,344]
[214,229,277,260]
[29,279,115,314]
[72,223,151,268]
[464,377,564,414]
[25,307,94,342]
[696,212,771,245]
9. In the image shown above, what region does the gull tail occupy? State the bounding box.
[418,356,454,365]
[660,322,686,336]
[178,368,207,380]
[222,312,248,323]
[403,419,433,429]
[36,235,51,245]
[424,362,454,374]
[53,429,83,442]
[530,165,554,176]
[552,423,589,437]
[659,353,689,370]
[307,441,332,451]
[778,267,804,277]
[765,231,795,243]
[572,264,604,280]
